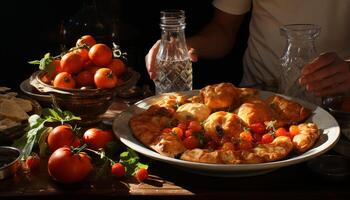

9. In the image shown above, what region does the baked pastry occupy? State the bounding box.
[129,105,186,157]
[199,82,240,111]
[266,95,311,125]
[293,123,320,153]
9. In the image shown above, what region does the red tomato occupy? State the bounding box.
[275,127,290,137]
[183,136,199,149]
[73,48,90,63]
[47,125,80,153]
[94,68,118,89]
[53,72,76,89]
[239,131,253,142]
[48,146,93,184]
[60,52,84,74]
[249,122,266,135]
[172,127,183,139]
[107,58,126,77]
[111,163,125,178]
[83,128,114,150]
[75,70,95,87]
[188,120,202,132]
[76,35,96,48]
[261,133,274,144]
[25,154,40,171]
[89,43,113,66]
[135,168,148,182]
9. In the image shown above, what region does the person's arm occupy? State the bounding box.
[187,8,246,59]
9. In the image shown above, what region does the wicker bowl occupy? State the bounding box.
[29,68,140,125]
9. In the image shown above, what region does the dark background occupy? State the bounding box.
[0,0,249,91]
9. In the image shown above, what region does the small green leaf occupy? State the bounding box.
[28,60,41,65]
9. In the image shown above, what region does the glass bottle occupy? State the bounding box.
[154,10,193,94]
[279,24,321,104]
[59,0,118,51]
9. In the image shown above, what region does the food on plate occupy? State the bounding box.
[129,82,321,164]
[0,89,34,131]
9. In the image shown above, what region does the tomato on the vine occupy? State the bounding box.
[135,168,148,182]
[25,153,41,171]
[111,163,125,178]
[83,128,114,150]
[94,68,118,89]
[48,146,93,184]
[53,72,76,89]
[47,125,80,153]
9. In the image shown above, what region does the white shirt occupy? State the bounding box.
[213,0,350,88]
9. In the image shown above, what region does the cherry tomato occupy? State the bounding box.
[48,146,93,184]
[183,136,199,149]
[89,43,113,66]
[275,127,290,137]
[176,122,187,132]
[76,35,96,48]
[135,168,148,182]
[162,128,172,134]
[172,127,183,139]
[53,72,76,89]
[289,125,300,138]
[188,120,202,132]
[111,163,125,178]
[47,125,80,153]
[261,133,274,144]
[75,70,95,87]
[94,68,118,89]
[107,58,126,77]
[83,128,114,150]
[185,129,193,138]
[240,131,253,142]
[25,153,40,171]
[60,52,84,74]
[249,122,266,135]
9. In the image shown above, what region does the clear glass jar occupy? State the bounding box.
[154,10,193,94]
[279,24,321,104]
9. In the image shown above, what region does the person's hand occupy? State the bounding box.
[145,40,198,80]
[299,52,350,96]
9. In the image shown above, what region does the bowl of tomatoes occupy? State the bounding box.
[29,35,140,124]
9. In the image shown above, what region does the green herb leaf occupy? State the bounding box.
[13,106,81,159]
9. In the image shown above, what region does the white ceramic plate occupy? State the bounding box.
[112,90,340,177]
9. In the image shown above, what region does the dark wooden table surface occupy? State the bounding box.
[1,98,349,200]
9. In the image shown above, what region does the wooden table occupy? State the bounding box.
[1,98,349,200]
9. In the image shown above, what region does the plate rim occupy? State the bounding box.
[113,90,340,175]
